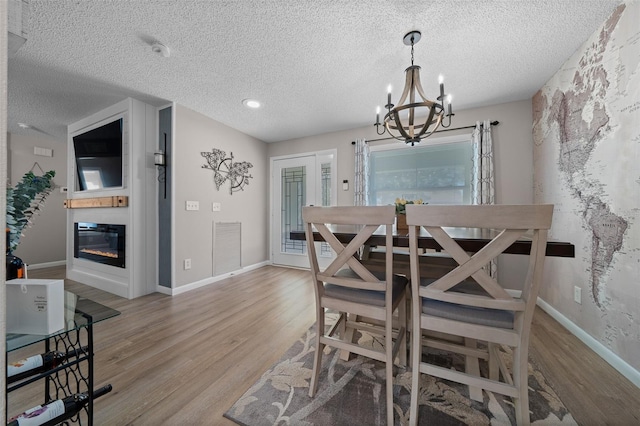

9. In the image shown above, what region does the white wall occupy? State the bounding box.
[173,104,268,288]
[268,99,536,288]
[8,132,67,266]
[268,99,535,206]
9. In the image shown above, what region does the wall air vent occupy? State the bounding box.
[214,222,241,275]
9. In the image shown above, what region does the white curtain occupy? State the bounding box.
[471,120,495,205]
[353,139,369,206]
[471,120,497,277]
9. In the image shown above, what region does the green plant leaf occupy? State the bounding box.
[6,170,56,252]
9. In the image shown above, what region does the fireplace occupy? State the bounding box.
[74,222,125,268]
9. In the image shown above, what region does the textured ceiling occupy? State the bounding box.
[8,0,622,143]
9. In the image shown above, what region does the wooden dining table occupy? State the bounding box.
[289,225,575,258]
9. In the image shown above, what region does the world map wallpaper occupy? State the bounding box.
[533,1,639,373]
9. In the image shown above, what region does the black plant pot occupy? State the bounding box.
[6,252,25,280]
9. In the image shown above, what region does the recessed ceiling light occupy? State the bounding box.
[17,122,31,129]
[242,99,261,109]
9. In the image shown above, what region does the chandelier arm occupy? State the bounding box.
[385,109,413,141]
[389,101,437,120]
[395,65,417,108]
[385,102,438,133]
[440,112,453,128]
[383,121,409,142]
[400,68,420,139]
[408,83,416,137]
[415,110,442,139]
[412,67,432,103]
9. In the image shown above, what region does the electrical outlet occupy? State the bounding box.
[184,258,191,270]
[212,202,221,212]
[185,201,199,211]
[574,286,582,304]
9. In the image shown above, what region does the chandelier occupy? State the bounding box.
[374,31,454,146]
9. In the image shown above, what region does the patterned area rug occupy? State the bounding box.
[224,323,576,425]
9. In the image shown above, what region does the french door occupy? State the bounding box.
[271,151,336,268]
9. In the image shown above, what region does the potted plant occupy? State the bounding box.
[395,198,423,233]
[6,170,56,279]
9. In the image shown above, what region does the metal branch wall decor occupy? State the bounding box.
[201,148,253,195]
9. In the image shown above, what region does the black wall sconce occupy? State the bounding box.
[156,133,168,199]
[154,151,166,167]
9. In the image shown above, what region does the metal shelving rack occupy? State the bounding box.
[6,292,119,425]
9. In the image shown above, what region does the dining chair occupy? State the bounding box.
[302,205,408,426]
[406,204,553,426]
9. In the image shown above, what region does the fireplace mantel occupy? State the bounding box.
[64,196,129,209]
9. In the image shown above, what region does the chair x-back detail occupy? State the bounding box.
[406,204,553,426]
[303,206,408,426]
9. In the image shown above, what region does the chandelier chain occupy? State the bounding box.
[410,37,414,66]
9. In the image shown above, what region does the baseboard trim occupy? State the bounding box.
[537,297,640,388]
[67,268,130,299]
[155,285,172,296]
[25,260,67,271]
[169,261,271,296]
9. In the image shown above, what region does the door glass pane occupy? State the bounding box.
[320,162,332,256]
[281,166,306,254]
[321,162,331,207]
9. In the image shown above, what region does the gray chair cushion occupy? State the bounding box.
[323,268,408,307]
[421,299,514,329]
[420,278,514,329]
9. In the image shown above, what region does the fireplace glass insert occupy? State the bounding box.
[74,222,125,268]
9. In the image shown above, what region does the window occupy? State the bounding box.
[368,135,473,206]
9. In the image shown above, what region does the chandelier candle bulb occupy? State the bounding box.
[387,85,392,107]
[376,106,380,125]
[439,74,444,100]
[447,94,453,116]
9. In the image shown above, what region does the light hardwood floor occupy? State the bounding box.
[9,265,640,425]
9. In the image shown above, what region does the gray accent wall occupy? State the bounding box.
[158,106,172,288]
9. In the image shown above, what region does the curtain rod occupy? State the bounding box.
[351,120,500,144]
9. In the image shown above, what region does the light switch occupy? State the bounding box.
[186,201,199,211]
[212,202,221,212]
[342,180,349,191]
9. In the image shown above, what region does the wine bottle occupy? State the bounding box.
[7,384,113,426]
[7,347,88,384]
